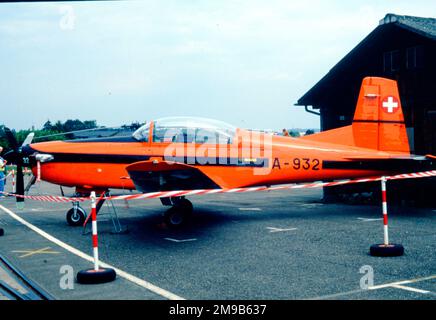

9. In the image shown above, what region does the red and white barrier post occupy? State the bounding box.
[381,176,389,245]
[369,176,404,257]
[12,169,15,193]
[76,191,116,284]
[36,161,41,182]
[91,192,99,271]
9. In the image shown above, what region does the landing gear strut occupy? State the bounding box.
[161,197,193,228]
[66,193,106,227]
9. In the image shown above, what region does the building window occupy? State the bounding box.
[383,50,400,72]
[407,46,424,69]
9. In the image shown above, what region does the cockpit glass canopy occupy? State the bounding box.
[132,122,151,142]
[132,117,236,144]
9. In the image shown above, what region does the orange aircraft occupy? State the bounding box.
[3,77,435,227]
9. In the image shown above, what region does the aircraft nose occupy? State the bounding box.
[21,144,35,158]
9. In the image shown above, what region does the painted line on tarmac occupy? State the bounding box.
[0,204,185,301]
[164,238,197,243]
[357,218,383,222]
[308,274,436,300]
[12,247,61,258]
[390,284,430,294]
[266,227,298,233]
[368,274,436,290]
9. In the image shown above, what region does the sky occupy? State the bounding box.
[0,0,435,131]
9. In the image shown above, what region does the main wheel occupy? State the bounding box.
[66,207,86,227]
[163,199,193,228]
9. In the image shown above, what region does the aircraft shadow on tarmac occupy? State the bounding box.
[95,206,305,240]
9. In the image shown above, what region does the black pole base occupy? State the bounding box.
[77,268,116,285]
[370,243,404,257]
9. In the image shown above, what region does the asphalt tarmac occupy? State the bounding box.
[0,179,434,300]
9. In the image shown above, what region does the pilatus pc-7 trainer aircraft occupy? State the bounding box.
[3,77,435,227]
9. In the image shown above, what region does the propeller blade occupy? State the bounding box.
[16,164,25,205]
[25,175,37,193]
[22,133,35,147]
[2,127,28,208]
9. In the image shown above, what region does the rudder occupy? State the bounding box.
[352,77,410,153]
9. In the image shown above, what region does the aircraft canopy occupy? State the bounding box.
[133,117,236,144]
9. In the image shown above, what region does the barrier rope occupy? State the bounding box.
[0,172,12,182]
[0,170,435,203]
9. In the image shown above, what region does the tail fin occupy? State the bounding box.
[301,77,410,153]
[352,77,410,153]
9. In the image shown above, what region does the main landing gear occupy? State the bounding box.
[161,197,193,228]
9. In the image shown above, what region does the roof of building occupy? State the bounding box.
[380,14,436,40]
[296,14,436,107]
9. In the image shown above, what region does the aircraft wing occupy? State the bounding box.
[126,160,222,193]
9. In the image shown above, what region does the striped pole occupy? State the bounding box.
[381,176,389,245]
[77,191,117,284]
[90,191,99,271]
[37,161,41,182]
[12,169,15,193]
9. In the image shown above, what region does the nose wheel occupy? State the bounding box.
[66,206,86,227]
[163,198,193,228]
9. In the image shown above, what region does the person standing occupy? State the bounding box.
[282,128,290,137]
[0,146,7,197]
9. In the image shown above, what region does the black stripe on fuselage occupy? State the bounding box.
[323,159,434,171]
[25,142,269,167]
[50,153,151,164]
[50,154,268,167]
[26,147,268,168]
[353,119,405,124]
[46,154,268,167]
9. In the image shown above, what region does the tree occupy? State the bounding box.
[63,119,98,132]
[83,120,97,130]
[43,120,53,131]
[53,120,64,132]
[0,125,10,153]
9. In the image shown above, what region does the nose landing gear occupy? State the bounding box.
[66,201,86,227]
